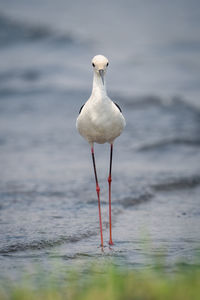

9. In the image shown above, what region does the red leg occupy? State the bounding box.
[108,143,114,245]
[91,146,104,248]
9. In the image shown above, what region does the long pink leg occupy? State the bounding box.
[91,146,104,247]
[108,143,114,245]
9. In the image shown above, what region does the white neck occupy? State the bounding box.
[91,71,107,99]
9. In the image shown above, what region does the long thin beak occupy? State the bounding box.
[99,69,104,85]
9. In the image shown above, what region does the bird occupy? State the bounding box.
[76,55,126,247]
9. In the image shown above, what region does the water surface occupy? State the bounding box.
[0,0,200,281]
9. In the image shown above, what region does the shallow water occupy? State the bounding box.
[0,0,200,281]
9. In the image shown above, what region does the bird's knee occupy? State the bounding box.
[96,185,100,193]
[108,176,112,183]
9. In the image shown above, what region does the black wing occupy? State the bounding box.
[114,102,122,113]
[79,104,85,114]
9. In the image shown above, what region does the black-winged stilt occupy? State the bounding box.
[76,55,126,247]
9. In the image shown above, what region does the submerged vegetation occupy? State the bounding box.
[0,259,200,300]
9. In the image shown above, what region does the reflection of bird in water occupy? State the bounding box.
[76,55,126,247]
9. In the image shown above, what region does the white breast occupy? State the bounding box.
[76,96,125,144]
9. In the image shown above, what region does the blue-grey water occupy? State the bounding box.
[0,0,200,281]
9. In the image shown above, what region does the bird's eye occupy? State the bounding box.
[106,62,109,67]
[92,63,95,67]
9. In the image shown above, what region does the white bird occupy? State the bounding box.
[76,55,126,247]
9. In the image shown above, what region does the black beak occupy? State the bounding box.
[99,69,104,85]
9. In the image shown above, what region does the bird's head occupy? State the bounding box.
[92,55,109,85]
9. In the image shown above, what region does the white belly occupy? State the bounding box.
[76,100,125,144]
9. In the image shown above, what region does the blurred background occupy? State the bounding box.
[1,0,200,104]
[0,0,200,280]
